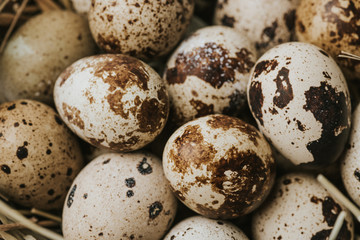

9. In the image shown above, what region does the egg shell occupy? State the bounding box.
[88,0,194,60]
[0,11,96,105]
[164,26,257,125]
[54,54,169,152]
[252,173,354,239]
[295,0,360,79]
[163,215,249,240]
[341,103,360,206]
[0,100,83,210]
[163,114,276,219]
[71,0,91,14]
[62,152,177,240]
[213,0,300,55]
[247,42,351,167]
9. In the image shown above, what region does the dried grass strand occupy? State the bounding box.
[0,0,11,13]
[338,51,360,61]
[30,208,62,223]
[0,220,59,232]
[0,0,29,54]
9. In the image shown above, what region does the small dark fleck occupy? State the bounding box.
[98,232,103,236]
[354,168,360,182]
[83,193,88,199]
[319,50,329,57]
[103,159,111,164]
[126,190,134,198]
[66,168,73,176]
[20,101,27,105]
[7,104,15,110]
[125,178,136,188]
[137,158,152,175]
[1,165,11,174]
[19,184,26,188]
[283,179,291,185]
[48,189,54,195]
[149,201,163,219]
[67,184,77,208]
[16,145,28,160]
[217,221,224,225]
[14,122,19,127]
[46,149,52,155]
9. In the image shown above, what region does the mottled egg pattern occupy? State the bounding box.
[164,26,256,125]
[341,104,360,207]
[214,0,300,55]
[0,10,96,105]
[163,215,249,240]
[62,152,177,240]
[296,0,360,79]
[247,42,351,167]
[252,173,354,240]
[163,114,275,219]
[54,54,169,152]
[88,0,194,60]
[0,100,83,210]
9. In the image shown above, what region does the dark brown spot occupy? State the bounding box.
[14,122,19,127]
[311,196,323,204]
[127,190,134,198]
[256,21,278,50]
[323,71,331,79]
[1,165,10,174]
[297,21,306,33]
[108,136,140,151]
[94,55,149,92]
[125,178,136,188]
[59,66,74,87]
[282,179,291,185]
[148,201,163,219]
[248,81,264,125]
[222,90,246,115]
[48,189,54,195]
[16,143,28,160]
[253,60,279,78]
[189,99,214,118]
[170,125,217,174]
[137,98,168,134]
[284,10,296,31]
[103,159,110,164]
[221,15,235,27]
[62,103,85,130]
[296,120,306,131]
[46,149,51,155]
[137,158,152,175]
[107,14,113,22]
[66,168,73,176]
[106,90,128,118]
[7,104,15,110]
[166,43,254,88]
[273,67,293,108]
[303,81,350,166]
[354,168,360,182]
[96,34,122,53]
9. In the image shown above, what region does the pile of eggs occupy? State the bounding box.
[0,0,360,239]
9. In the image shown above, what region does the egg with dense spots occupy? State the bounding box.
[164,25,257,126]
[88,0,194,60]
[252,173,354,239]
[163,114,275,219]
[0,100,83,210]
[247,42,351,167]
[54,54,169,152]
[62,152,177,240]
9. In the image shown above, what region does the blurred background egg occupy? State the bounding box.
[54,54,169,152]
[0,100,83,210]
[214,0,300,56]
[247,42,351,168]
[252,173,354,239]
[0,10,96,105]
[296,0,360,79]
[164,26,257,126]
[62,152,177,240]
[88,0,194,60]
[164,215,249,240]
[163,114,275,219]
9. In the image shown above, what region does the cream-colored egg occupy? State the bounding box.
[54,54,169,152]
[88,0,194,60]
[247,42,351,167]
[71,0,91,15]
[163,114,275,219]
[296,0,360,79]
[341,104,360,206]
[214,0,300,55]
[252,173,354,239]
[62,152,177,240]
[0,11,96,105]
[164,215,249,240]
[164,26,257,125]
[0,100,83,210]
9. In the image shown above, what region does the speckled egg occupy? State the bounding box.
[88,0,194,60]
[164,215,249,240]
[163,114,276,219]
[296,0,360,79]
[54,54,169,152]
[341,103,360,207]
[213,0,300,55]
[0,11,96,105]
[62,152,177,240]
[247,42,351,167]
[252,173,354,239]
[0,100,83,210]
[164,26,256,125]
